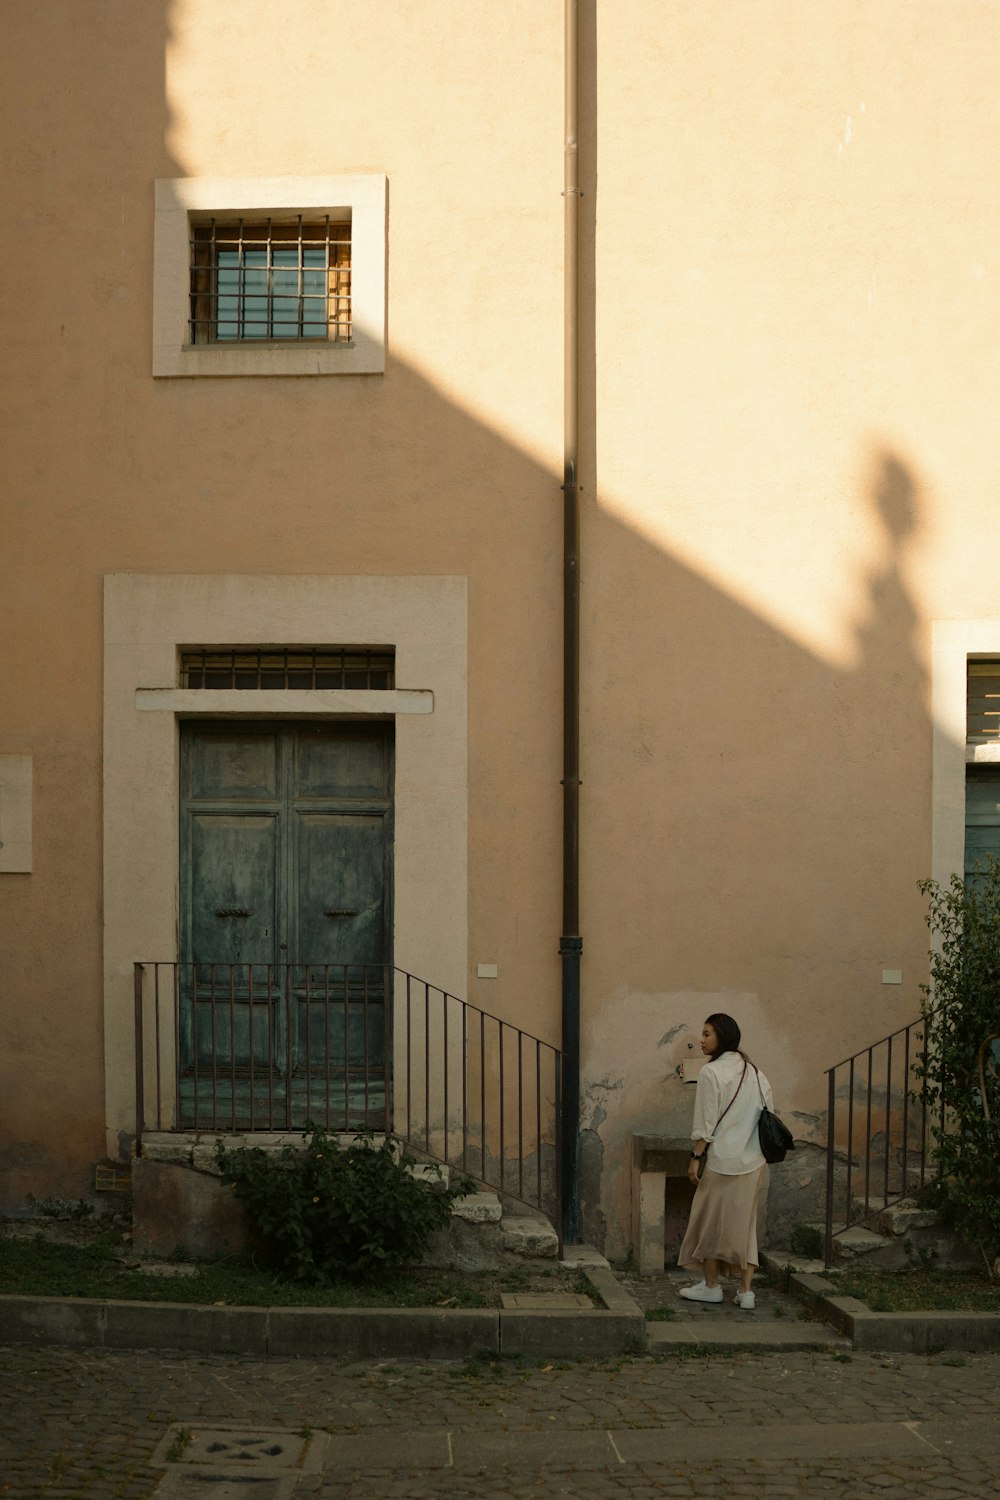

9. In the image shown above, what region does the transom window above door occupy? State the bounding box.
[180,647,395,691]
[189,218,351,344]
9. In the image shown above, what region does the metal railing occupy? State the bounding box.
[823,1016,933,1268]
[134,962,562,1224]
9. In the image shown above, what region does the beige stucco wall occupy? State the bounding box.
[3,1,1000,1252]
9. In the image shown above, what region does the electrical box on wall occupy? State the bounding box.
[0,757,32,872]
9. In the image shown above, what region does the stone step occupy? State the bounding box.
[406,1161,451,1186]
[877,1198,941,1237]
[831,1225,887,1259]
[450,1190,502,1224]
[500,1215,558,1259]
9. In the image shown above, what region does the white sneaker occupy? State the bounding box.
[734,1290,755,1310]
[679,1282,723,1303]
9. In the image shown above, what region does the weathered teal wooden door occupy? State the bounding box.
[179,722,393,1129]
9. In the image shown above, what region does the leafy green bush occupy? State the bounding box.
[917,863,1000,1263]
[215,1126,475,1281]
[788,1223,824,1260]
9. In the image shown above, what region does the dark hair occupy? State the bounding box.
[703,1012,744,1060]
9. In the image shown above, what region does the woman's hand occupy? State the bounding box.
[688,1159,701,1187]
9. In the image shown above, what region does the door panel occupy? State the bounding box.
[189,813,279,967]
[294,812,387,966]
[295,724,390,799]
[187,730,279,800]
[179,721,393,1129]
[292,811,388,1091]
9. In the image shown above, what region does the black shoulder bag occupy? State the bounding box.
[753,1067,795,1164]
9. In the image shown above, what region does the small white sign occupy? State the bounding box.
[477,963,498,979]
[881,969,903,985]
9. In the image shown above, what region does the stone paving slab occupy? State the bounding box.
[499,1292,593,1308]
[647,1317,847,1350]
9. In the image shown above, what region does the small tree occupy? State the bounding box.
[917,862,1000,1267]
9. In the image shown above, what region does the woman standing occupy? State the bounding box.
[676,1012,772,1310]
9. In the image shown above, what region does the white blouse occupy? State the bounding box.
[691,1050,774,1176]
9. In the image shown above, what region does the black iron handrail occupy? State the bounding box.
[133,962,563,1227]
[823,1015,931,1268]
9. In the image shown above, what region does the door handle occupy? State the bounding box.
[216,908,252,918]
[325,909,358,918]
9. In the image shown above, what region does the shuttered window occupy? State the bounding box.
[181,649,395,690]
[967,661,1000,742]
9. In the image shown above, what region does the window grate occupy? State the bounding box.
[181,648,395,691]
[968,661,1000,742]
[189,217,351,345]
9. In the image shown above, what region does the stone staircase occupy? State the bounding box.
[134,1131,564,1266]
[820,1194,981,1271]
[401,1158,561,1268]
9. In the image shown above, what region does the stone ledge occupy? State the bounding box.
[763,1253,1000,1353]
[0,1262,644,1361]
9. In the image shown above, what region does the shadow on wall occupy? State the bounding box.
[577,446,932,1257]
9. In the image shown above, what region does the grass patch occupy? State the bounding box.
[834,1265,1000,1313]
[0,1232,591,1309]
[644,1306,677,1322]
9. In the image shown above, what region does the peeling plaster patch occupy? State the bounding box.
[582,988,762,1260]
[658,1024,687,1047]
[588,1104,607,1133]
[791,1111,821,1128]
[578,1127,606,1251]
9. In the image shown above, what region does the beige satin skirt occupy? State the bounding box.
[677,1165,765,1275]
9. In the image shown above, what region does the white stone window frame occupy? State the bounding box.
[153,175,387,377]
[931,620,1000,886]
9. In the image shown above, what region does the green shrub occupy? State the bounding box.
[788,1223,824,1260]
[917,863,1000,1263]
[215,1126,475,1281]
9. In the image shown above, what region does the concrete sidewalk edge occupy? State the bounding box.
[760,1249,1000,1353]
[0,1264,647,1361]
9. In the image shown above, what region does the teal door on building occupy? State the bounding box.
[179,721,393,1129]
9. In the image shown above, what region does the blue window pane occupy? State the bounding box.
[273,295,300,338]
[302,301,327,333]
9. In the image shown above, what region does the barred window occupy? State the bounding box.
[180,648,395,691]
[189,218,351,344]
[968,660,1000,742]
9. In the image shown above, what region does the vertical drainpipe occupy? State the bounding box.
[560,0,582,1247]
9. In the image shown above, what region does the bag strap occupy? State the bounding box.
[750,1063,767,1108]
[709,1058,748,1137]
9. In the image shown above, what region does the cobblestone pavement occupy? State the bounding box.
[3,1342,1000,1499]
